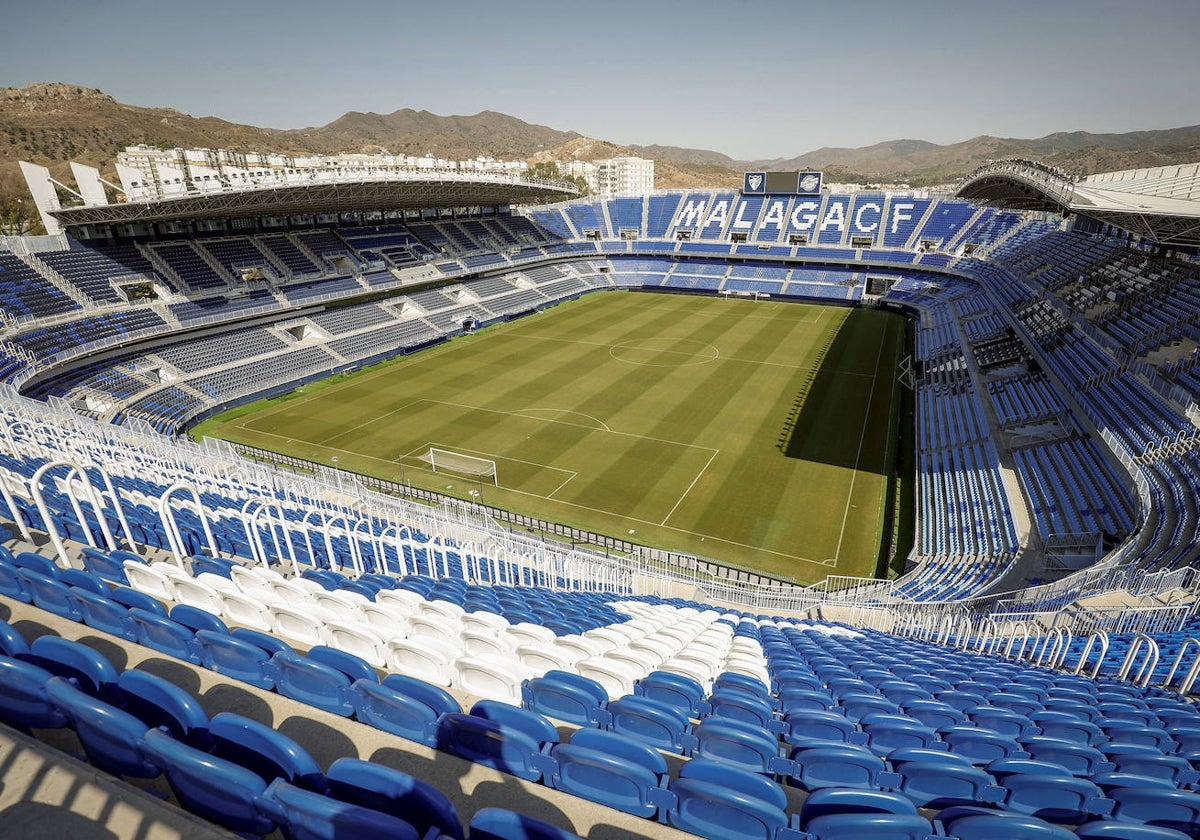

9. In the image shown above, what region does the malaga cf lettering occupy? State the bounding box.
[673,197,917,237]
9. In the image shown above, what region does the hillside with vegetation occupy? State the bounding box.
[3,81,1198,234]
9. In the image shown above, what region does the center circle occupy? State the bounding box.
[609,337,720,367]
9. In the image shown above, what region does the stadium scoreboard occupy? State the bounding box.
[742,171,823,195]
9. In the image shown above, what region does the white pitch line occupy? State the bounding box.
[660,449,720,526]
[427,398,718,453]
[318,398,427,447]
[490,479,827,567]
[547,471,578,499]
[406,440,576,478]
[224,417,826,567]
[831,324,887,562]
[514,408,612,432]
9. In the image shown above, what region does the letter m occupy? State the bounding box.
[675,199,706,229]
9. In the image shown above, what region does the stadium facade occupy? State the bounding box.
[0,153,1199,839]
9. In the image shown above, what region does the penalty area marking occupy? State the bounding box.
[217,426,827,569]
[511,408,612,432]
[659,448,721,527]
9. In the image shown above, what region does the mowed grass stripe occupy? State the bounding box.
[197,292,905,582]
[678,308,852,565]
[576,312,760,521]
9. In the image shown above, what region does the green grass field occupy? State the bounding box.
[193,291,907,582]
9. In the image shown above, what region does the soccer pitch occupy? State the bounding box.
[194,291,908,582]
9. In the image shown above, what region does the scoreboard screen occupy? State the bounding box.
[742,171,822,195]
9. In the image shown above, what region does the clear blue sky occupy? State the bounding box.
[2,0,1198,161]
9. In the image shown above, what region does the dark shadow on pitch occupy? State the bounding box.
[780,307,904,474]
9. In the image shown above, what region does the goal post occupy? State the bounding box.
[423,447,498,485]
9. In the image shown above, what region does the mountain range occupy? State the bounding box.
[3,81,1199,216]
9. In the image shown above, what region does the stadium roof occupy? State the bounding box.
[21,162,580,233]
[956,160,1200,248]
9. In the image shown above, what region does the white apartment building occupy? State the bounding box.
[556,156,655,198]
[114,146,528,202]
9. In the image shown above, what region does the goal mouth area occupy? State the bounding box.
[419,447,499,485]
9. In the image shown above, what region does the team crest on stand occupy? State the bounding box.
[744,172,766,193]
[798,172,822,194]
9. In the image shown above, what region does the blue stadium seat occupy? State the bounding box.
[995,772,1112,823]
[142,727,275,835]
[691,716,790,774]
[789,744,899,792]
[230,626,294,655]
[0,619,29,658]
[190,555,237,578]
[607,694,694,754]
[0,563,32,602]
[44,676,159,778]
[798,789,930,839]
[436,707,555,782]
[1032,711,1106,746]
[69,587,137,640]
[80,547,130,585]
[1074,821,1193,839]
[541,729,671,818]
[468,807,583,840]
[784,708,864,746]
[707,688,782,732]
[892,758,1002,808]
[1021,737,1115,776]
[636,669,708,717]
[193,628,275,690]
[208,711,326,793]
[350,673,460,746]
[0,655,69,730]
[524,669,611,728]
[20,634,119,700]
[967,704,1038,738]
[1091,772,1179,794]
[837,692,900,721]
[860,714,943,755]
[168,602,228,634]
[257,778,421,840]
[127,607,201,664]
[307,644,378,684]
[114,667,211,749]
[665,758,794,840]
[778,688,837,713]
[14,551,61,577]
[1107,751,1199,787]
[900,699,965,730]
[941,726,1028,765]
[108,585,168,616]
[326,757,463,840]
[936,809,1078,840]
[1107,786,1200,835]
[268,650,356,717]
[713,672,774,702]
[801,812,936,840]
[18,568,84,622]
[798,787,918,825]
[59,567,107,595]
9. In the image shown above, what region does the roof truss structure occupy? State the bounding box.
[956,160,1200,248]
[31,168,579,229]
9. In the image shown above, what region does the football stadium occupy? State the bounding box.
[1,140,1200,840]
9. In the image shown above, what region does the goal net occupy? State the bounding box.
[421,447,498,485]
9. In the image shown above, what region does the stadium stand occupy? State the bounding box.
[3,173,1200,838]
